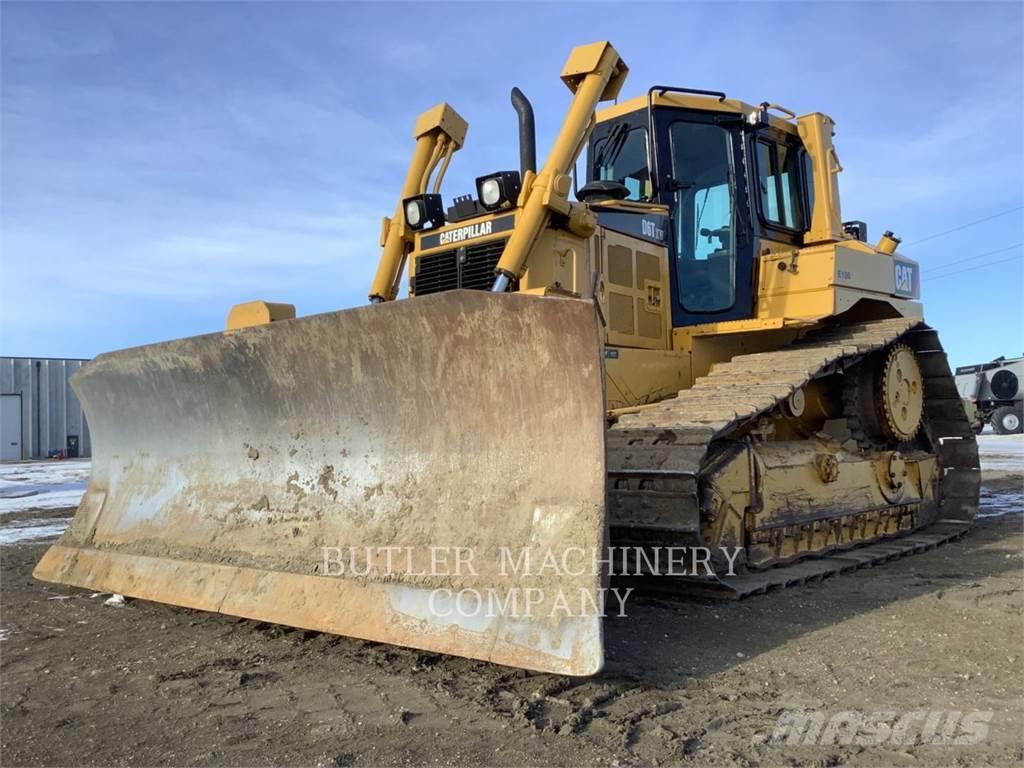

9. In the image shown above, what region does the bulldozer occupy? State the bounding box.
[35,41,979,676]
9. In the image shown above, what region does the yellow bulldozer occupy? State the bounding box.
[36,41,979,676]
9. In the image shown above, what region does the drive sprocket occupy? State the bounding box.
[844,342,924,447]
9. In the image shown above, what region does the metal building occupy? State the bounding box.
[0,357,92,461]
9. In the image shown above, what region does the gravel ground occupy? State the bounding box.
[0,441,1021,767]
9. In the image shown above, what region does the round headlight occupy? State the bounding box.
[404,200,422,227]
[480,178,502,207]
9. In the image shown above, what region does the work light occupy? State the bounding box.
[402,194,446,231]
[475,171,522,212]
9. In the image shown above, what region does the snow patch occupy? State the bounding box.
[976,434,1024,473]
[0,518,72,545]
[0,459,89,516]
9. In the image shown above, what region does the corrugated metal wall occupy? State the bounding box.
[0,357,92,460]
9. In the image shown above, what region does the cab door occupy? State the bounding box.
[652,110,755,327]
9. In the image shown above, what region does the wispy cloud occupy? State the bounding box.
[840,83,1023,214]
[1,1,1021,364]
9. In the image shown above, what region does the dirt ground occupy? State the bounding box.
[2,475,1022,767]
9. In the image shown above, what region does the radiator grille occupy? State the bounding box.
[414,239,508,296]
[413,250,459,296]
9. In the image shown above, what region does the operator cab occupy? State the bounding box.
[586,88,815,328]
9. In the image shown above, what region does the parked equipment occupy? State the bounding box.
[956,356,1024,434]
[36,41,979,676]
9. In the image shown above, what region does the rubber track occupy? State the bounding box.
[606,318,981,597]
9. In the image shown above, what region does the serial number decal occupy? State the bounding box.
[596,211,668,245]
[641,218,666,242]
[837,269,853,281]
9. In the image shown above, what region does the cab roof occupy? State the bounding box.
[596,91,800,136]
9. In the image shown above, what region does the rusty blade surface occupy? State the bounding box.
[34,291,608,675]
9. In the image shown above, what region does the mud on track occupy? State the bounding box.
[2,493,1023,767]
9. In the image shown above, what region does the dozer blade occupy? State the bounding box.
[34,291,608,675]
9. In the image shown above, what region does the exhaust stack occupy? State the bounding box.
[510,87,537,177]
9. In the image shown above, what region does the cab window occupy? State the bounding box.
[668,122,736,312]
[756,139,805,230]
[592,126,651,201]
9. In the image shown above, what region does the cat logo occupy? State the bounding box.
[894,260,918,298]
[439,220,492,246]
[419,214,515,251]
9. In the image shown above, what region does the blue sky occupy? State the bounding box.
[1,1,1021,368]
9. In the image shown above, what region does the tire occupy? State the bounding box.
[991,405,1023,435]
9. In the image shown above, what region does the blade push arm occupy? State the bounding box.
[369,103,468,303]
